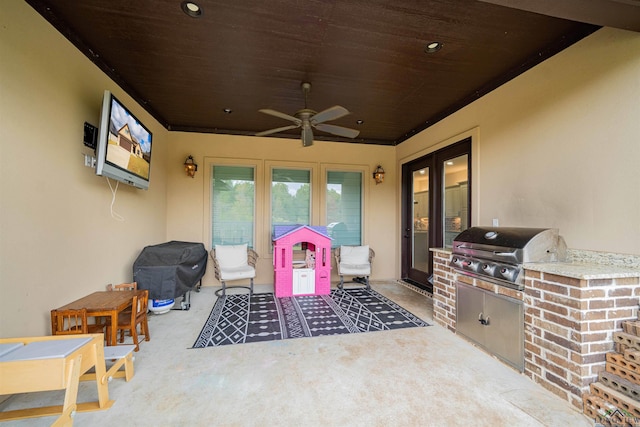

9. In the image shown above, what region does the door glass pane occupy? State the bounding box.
[443,154,469,248]
[326,171,362,247]
[211,165,255,247]
[412,168,429,272]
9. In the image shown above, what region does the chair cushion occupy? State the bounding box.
[339,263,371,275]
[215,244,248,268]
[219,265,256,281]
[340,245,369,264]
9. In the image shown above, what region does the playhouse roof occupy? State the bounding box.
[272,225,331,241]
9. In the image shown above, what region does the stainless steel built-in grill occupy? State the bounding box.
[450,227,567,290]
[450,227,567,372]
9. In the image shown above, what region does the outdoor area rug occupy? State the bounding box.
[192,287,430,348]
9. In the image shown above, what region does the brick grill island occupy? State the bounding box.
[432,247,640,410]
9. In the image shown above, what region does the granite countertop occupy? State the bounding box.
[524,262,639,280]
[430,246,638,279]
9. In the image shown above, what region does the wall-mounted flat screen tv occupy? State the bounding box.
[95,90,152,190]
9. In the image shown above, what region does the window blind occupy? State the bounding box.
[326,171,362,247]
[211,165,255,247]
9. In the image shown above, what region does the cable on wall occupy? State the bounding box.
[106,177,125,221]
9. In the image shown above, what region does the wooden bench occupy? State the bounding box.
[81,345,136,384]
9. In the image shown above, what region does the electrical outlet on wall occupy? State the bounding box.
[84,154,96,168]
[492,218,499,226]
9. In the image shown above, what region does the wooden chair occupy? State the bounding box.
[108,290,150,351]
[51,308,88,335]
[51,308,105,336]
[104,282,138,333]
[106,282,137,292]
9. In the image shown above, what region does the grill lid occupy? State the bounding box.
[450,227,567,289]
[453,227,551,249]
[452,226,566,263]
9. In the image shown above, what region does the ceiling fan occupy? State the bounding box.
[256,82,360,147]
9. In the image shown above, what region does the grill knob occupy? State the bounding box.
[500,267,514,280]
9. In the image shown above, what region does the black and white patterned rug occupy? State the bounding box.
[192,288,429,348]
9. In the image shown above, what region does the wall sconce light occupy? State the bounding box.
[372,165,385,184]
[184,155,198,178]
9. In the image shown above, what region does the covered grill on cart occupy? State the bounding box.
[133,241,207,311]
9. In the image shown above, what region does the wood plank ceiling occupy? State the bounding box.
[26,0,633,146]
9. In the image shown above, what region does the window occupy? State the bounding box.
[208,161,367,256]
[326,171,362,247]
[271,168,311,231]
[211,165,255,247]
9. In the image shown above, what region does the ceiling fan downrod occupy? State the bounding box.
[302,82,311,110]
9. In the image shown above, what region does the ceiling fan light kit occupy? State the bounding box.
[257,82,360,147]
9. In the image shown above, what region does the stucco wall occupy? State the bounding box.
[0,2,168,337]
[396,27,640,256]
[165,132,396,286]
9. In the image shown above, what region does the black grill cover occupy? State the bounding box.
[133,241,207,300]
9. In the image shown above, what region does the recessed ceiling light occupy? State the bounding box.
[425,41,442,53]
[223,108,232,114]
[356,119,364,125]
[181,1,203,18]
[446,161,454,165]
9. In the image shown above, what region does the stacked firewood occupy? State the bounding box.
[583,319,640,426]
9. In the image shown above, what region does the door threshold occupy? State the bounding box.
[399,279,433,296]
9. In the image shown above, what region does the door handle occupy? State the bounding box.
[478,313,490,326]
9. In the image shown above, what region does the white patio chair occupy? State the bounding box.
[334,245,375,290]
[211,244,258,296]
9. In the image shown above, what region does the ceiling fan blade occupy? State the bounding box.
[255,124,300,137]
[259,109,301,124]
[302,125,314,147]
[314,123,360,139]
[311,105,350,124]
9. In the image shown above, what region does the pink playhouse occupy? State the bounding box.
[272,225,332,297]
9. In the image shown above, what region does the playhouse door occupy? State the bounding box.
[293,269,315,295]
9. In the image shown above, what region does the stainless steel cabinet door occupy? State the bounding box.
[456,282,524,372]
[484,292,524,371]
[456,283,486,345]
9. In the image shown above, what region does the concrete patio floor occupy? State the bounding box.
[0,282,593,426]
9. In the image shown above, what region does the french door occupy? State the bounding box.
[401,138,471,292]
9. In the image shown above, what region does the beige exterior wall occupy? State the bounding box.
[0,2,169,337]
[165,132,396,286]
[397,27,640,256]
[1,1,638,338]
